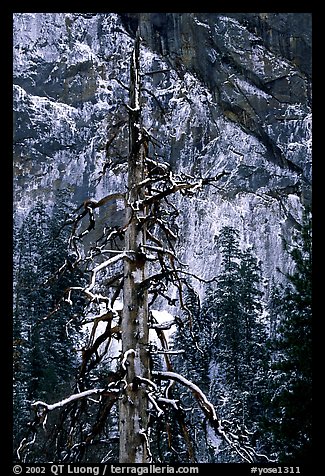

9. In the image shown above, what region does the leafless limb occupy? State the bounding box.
[152,371,259,463]
[18,35,265,465]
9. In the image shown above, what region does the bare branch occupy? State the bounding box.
[121,349,136,371]
[152,371,257,463]
[150,349,185,355]
[149,320,176,330]
[157,397,179,409]
[32,387,113,412]
[112,77,130,91]
[153,371,218,421]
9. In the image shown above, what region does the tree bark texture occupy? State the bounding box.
[119,36,150,463]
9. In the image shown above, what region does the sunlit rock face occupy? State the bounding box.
[13,13,311,295]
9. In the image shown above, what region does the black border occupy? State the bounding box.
[6,4,318,473]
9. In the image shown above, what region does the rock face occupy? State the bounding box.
[13,13,312,296]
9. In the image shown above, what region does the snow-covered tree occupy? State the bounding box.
[212,227,245,385]
[264,209,312,463]
[13,195,85,460]
[172,226,270,462]
[212,228,269,458]
[170,287,214,462]
[16,37,267,465]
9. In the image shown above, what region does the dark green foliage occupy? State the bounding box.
[174,286,212,393]
[13,193,86,459]
[209,227,267,392]
[13,197,312,463]
[172,226,268,462]
[212,227,243,384]
[165,286,214,462]
[264,210,312,463]
[208,227,268,461]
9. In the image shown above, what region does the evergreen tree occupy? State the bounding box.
[15,40,265,464]
[213,226,244,385]
[209,227,268,460]
[13,195,85,458]
[173,287,212,393]
[265,210,312,462]
[238,249,268,435]
[172,226,269,462]
[170,287,214,462]
[13,202,50,450]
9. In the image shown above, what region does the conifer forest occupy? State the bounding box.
[13,13,312,466]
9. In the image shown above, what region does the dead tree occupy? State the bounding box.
[119,35,150,463]
[17,36,270,464]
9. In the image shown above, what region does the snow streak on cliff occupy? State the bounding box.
[13,12,312,291]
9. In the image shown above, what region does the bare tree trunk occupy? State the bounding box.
[119,35,150,463]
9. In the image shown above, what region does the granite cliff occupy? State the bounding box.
[13,12,312,294]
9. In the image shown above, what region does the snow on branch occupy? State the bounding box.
[32,388,108,412]
[139,427,153,462]
[17,434,36,462]
[157,397,179,409]
[140,170,230,206]
[156,218,177,240]
[149,320,175,330]
[121,349,136,370]
[152,371,218,421]
[150,349,185,355]
[85,252,126,295]
[135,376,158,391]
[216,423,258,463]
[145,157,170,171]
[134,376,165,420]
[141,244,177,259]
[148,393,164,418]
[152,372,260,463]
